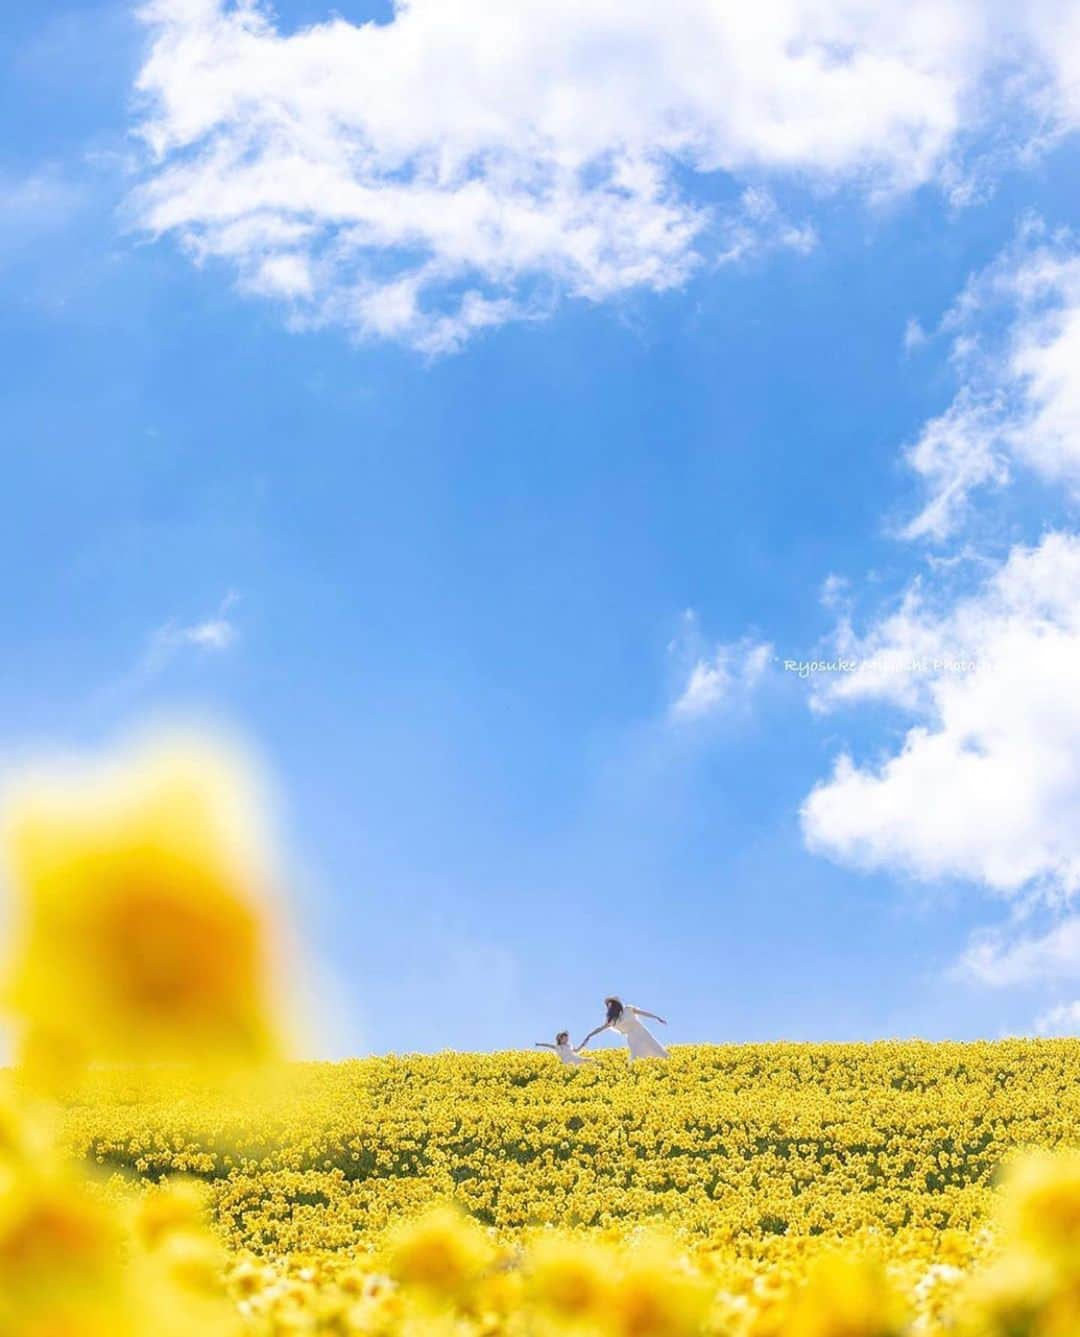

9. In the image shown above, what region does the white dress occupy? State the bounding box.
[555,1038,587,1065]
[613,1007,669,1060]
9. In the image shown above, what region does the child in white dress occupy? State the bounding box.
[578,996,669,1061]
[535,1031,590,1065]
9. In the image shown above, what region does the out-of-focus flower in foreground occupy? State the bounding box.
[1001,1149,1080,1263]
[607,1240,710,1337]
[782,1252,906,1337]
[527,1235,614,1327]
[388,1203,495,1300]
[133,1179,212,1251]
[0,1165,132,1334]
[953,1249,1060,1337]
[0,1160,242,1336]
[0,734,287,1071]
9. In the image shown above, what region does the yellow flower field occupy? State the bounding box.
[54,1040,1080,1249]
[3,733,1080,1335]
[7,1037,1076,1335]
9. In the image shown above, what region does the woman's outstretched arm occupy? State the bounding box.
[535,1042,556,1049]
[630,1007,667,1024]
[576,1023,610,1051]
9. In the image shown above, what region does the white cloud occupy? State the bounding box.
[1022,0,1080,139]
[715,188,817,267]
[956,918,1080,988]
[151,592,238,659]
[901,223,1080,540]
[131,591,240,688]
[176,617,235,651]
[819,573,852,614]
[671,625,773,720]
[129,1,1080,350]
[802,532,1080,896]
[900,392,1011,541]
[1035,998,1080,1034]
[903,317,928,353]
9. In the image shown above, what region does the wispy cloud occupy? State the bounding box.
[1035,999,1080,1035]
[670,612,772,720]
[954,918,1080,989]
[900,221,1080,542]
[903,317,928,354]
[144,590,239,670]
[715,188,817,267]
[100,591,242,704]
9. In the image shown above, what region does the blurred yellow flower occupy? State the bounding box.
[952,1250,1059,1337]
[155,1228,230,1298]
[606,1242,709,1337]
[0,1167,129,1333]
[0,1171,117,1281]
[783,1252,906,1337]
[1002,1150,1080,1262]
[134,1179,211,1251]
[388,1205,494,1297]
[0,1090,50,1166]
[527,1235,614,1325]
[1,735,286,1068]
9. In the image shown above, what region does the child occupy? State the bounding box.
[536,1030,590,1065]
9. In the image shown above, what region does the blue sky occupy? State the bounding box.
[5,0,1080,1055]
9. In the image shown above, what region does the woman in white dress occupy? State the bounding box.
[577,996,669,1061]
[535,1031,589,1065]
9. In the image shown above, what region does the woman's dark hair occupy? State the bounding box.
[555,1031,569,1045]
[604,996,623,1023]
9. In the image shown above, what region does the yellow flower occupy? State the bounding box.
[0,1090,50,1166]
[527,1235,614,1325]
[1002,1150,1080,1261]
[0,1166,136,1336]
[388,1205,494,1298]
[227,1256,270,1299]
[474,1257,524,1319]
[937,1227,971,1267]
[1,735,286,1068]
[952,1251,1059,1337]
[133,1179,211,1251]
[783,1253,906,1337]
[606,1242,709,1337]
[155,1229,229,1297]
[0,1169,119,1291]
